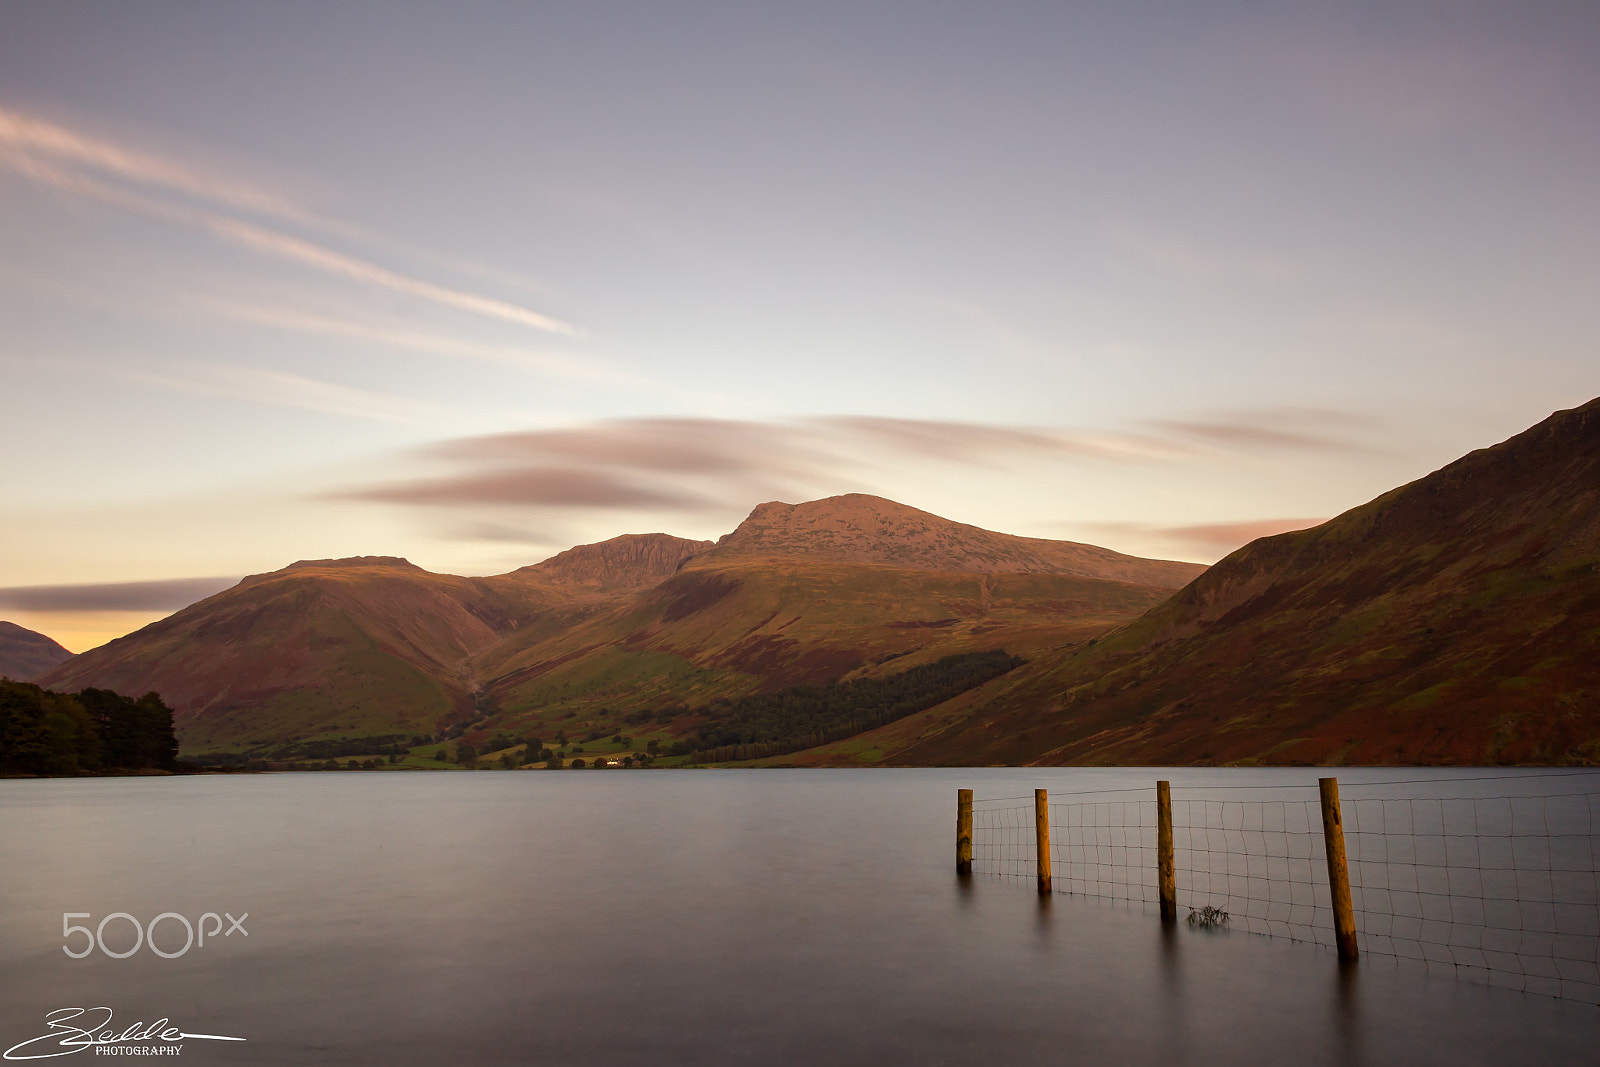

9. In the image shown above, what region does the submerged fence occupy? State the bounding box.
[962,778,1600,1004]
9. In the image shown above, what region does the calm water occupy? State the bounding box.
[2,768,1597,1065]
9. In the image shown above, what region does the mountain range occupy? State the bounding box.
[32,397,1600,766]
[38,496,1201,753]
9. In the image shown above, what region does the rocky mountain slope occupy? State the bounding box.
[513,533,715,592]
[714,495,1203,587]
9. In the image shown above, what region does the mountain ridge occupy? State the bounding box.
[518,533,715,591]
[880,397,1600,767]
[38,495,1196,751]
[0,620,75,681]
[711,494,1205,587]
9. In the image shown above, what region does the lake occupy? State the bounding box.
[2,767,1597,1065]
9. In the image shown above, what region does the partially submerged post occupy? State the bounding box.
[1157,780,1176,923]
[1035,788,1052,895]
[956,788,973,874]
[1318,777,1358,962]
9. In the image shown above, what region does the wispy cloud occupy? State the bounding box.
[0,108,311,222]
[0,106,581,337]
[354,420,833,514]
[125,365,457,425]
[427,419,817,475]
[818,416,1181,464]
[208,301,636,386]
[1156,517,1328,553]
[1084,517,1329,559]
[1148,408,1387,456]
[318,406,1387,547]
[0,576,240,612]
[333,411,1365,529]
[203,217,580,336]
[346,468,710,510]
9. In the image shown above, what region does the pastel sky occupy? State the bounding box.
[2,2,1596,651]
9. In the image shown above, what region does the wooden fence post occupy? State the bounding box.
[956,788,973,874]
[1157,780,1176,922]
[1318,777,1359,962]
[1035,788,1052,895]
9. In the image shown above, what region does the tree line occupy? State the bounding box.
[683,649,1024,760]
[0,680,180,776]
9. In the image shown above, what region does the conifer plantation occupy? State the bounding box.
[0,681,179,775]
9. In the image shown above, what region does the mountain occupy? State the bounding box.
[39,557,504,749]
[883,398,1600,767]
[0,621,74,681]
[36,498,1200,754]
[467,496,1201,723]
[714,495,1203,587]
[520,533,715,592]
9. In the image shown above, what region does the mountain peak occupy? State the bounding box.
[284,556,421,571]
[524,533,714,592]
[714,494,1204,587]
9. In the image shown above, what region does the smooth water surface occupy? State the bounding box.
[2,767,1596,1065]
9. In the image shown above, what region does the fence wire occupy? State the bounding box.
[1344,793,1600,1002]
[970,803,1038,880]
[969,787,1600,1003]
[1173,798,1333,944]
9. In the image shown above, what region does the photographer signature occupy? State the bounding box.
[4,1007,244,1060]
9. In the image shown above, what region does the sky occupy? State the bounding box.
[1,1,1596,652]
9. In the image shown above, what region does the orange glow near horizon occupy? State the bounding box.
[1,610,170,656]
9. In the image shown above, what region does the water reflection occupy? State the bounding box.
[1334,958,1361,1065]
[0,769,1595,1066]
[955,869,975,907]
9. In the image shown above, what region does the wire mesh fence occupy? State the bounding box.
[1172,797,1333,942]
[967,781,1600,1003]
[1344,792,1600,1001]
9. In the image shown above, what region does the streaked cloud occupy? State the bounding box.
[0,107,311,223]
[345,468,708,509]
[1149,408,1387,455]
[0,576,240,612]
[1157,517,1329,554]
[818,416,1180,464]
[1084,517,1329,560]
[125,365,457,425]
[208,302,637,386]
[203,217,580,336]
[427,419,817,475]
[333,411,1377,534]
[0,105,581,337]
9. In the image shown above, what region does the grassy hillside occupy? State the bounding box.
[886,397,1600,767]
[39,558,504,750]
[468,556,1174,750]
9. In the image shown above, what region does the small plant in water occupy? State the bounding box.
[1186,905,1230,928]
